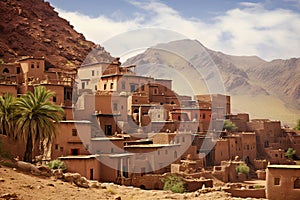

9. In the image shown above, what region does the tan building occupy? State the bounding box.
[266,165,300,200]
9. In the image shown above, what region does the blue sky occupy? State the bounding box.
[47,0,300,60]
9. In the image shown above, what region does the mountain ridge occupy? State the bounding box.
[0,0,113,69]
[125,39,300,125]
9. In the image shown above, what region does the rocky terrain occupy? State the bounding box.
[0,0,113,69]
[125,39,300,125]
[0,161,267,200]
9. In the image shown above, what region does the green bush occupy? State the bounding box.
[236,164,250,174]
[48,159,66,170]
[161,174,186,193]
[285,148,296,159]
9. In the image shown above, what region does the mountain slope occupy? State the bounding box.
[0,0,113,69]
[125,39,300,125]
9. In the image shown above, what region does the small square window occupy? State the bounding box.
[274,177,280,185]
[110,83,114,89]
[55,144,58,150]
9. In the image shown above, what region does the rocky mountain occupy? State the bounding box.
[0,0,113,69]
[125,39,300,126]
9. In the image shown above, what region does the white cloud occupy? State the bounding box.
[55,1,300,61]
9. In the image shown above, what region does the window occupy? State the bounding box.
[154,88,158,94]
[16,67,21,74]
[111,148,114,153]
[95,85,97,91]
[274,177,280,185]
[158,150,160,155]
[110,83,114,89]
[294,178,300,189]
[141,84,145,91]
[37,62,40,68]
[72,129,78,136]
[71,149,79,155]
[122,82,125,90]
[31,63,34,68]
[104,84,107,90]
[182,137,185,143]
[203,113,206,119]
[174,151,177,159]
[92,70,95,76]
[158,114,160,118]
[113,103,118,111]
[60,147,63,152]
[55,144,58,150]
[3,68,9,74]
[81,82,85,89]
[130,84,136,92]
[105,125,112,135]
[53,96,56,102]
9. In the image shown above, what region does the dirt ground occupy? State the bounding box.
[0,165,266,200]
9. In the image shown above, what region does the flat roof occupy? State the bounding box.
[125,144,180,148]
[268,165,300,169]
[60,120,92,124]
[59,155,98,159]
[91,137,124,141]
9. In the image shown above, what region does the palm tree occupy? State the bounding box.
[13,86,64,163]
[0,93,16,137]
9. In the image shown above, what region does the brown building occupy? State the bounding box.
[266,165,300,200]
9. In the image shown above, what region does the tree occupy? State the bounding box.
[285,148,296,160]
[295,119,300,131]
[13,86,64,163]
[0,93,16,137]
[223,120,238,132]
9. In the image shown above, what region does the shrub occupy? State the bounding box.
[48,159,66,170]
[223,120,238,132]
[236,164,250,175]
[161,174,186,193]
[285,148,296,159]
[106,186,117,194]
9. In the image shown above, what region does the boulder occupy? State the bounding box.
[16,161,40,175]
[63,172,81,183]
[52,169,64,179]
[74,176,89,188]
[89,180,100,188]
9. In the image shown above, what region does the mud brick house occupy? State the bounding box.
[266,165,300,200]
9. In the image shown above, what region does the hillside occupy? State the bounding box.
[125,39,300,126]
[0,166,233,200]
[0,0,113,69]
